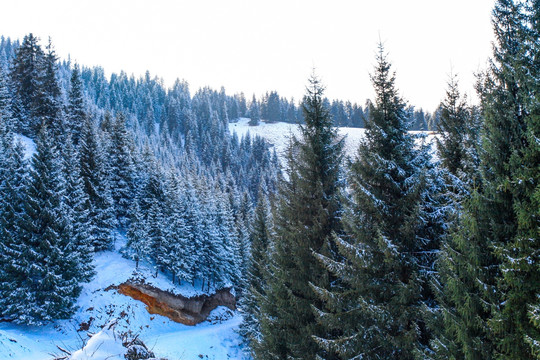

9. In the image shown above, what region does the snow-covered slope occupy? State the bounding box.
[229,118,437,161]
[0,234,246,360]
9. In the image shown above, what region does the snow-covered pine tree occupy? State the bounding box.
[38,38,63,141]
[179,179,203,284]
[67,63,85,145]
[61,135,95,282]
[162,170,192,284]
[256,73,344,359]
[313,44,444,359]
[126,198,150,269]
[234,191,253,292]
[9,33,44,136]
[248,94,260,126]
[148,200,169,276]
[430,75,484,359]
[107,112,136,227]
[214,192,240,288]
[15,127,82,324]
[0,132,28,321]
[79,116,117,251]
[239,188,273,352]
[0,48,13,132]
[198,185,221,290]
[434,1,539,358]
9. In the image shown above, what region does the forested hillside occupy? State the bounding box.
[0,33,281,325]
[0,0,539,359]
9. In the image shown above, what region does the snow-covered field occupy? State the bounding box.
[229,118,437,161]
[0,234,246,360]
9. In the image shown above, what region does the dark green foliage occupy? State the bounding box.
[436,74,480,179]
[486,0,540,357]
[256,73,344,359]
[434,1,540,358]
[239,189,273,348]
[313,44,445,360]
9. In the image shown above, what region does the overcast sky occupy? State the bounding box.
[2,0,495,111]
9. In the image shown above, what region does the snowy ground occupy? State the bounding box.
[229,118,437,163]
[0,234,246,360]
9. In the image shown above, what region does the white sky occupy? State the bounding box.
[1,0,495,111]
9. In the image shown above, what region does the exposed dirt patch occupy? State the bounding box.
[117,281,236,326]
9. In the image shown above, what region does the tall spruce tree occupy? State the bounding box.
[434,1,540,358]
[523,0,540,355]
[486,0,540,357]
[0,49,12,131]
[67,63,85,145]
[313,44,444,359]
[0,134,28,321]
[14,127,82,324]
[61,136,95,282]
[256,73,344,359]
[79,116,117,251]
[240,188,273,351]
[436,73,480,181]
[430,77,485,360]
[38,38,63,140]
[9,33,44,135]
[107,113,136,227]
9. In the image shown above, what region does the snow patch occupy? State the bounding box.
[14,133,36,160]
[0,234,246,360]
[70,321,126,360]
[229,118,437,162]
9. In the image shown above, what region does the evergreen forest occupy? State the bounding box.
[0,0,539,359]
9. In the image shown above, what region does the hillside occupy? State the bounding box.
[229,118,437,160]
[0,234,245,360]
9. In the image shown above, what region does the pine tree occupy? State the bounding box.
[148,201,169,275]
[0,135,28,321]
[14,127,81,324]
[0,48,13,132]
[166,188,192,284]
[248,94,261,126]
[67,63,86,145]
[487,0,540,357]
[240,189,273,351]
[126,198,149,269]
[61,136,95,282]
[107,113,136,227]
[436,73,480,180]
[9,33,44,135]
[79,116,117,251]
[256,73,344,359]
[434,1,540,358]
[313,44,443,359]
[431,77,485,360]
[38,38,63,140]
